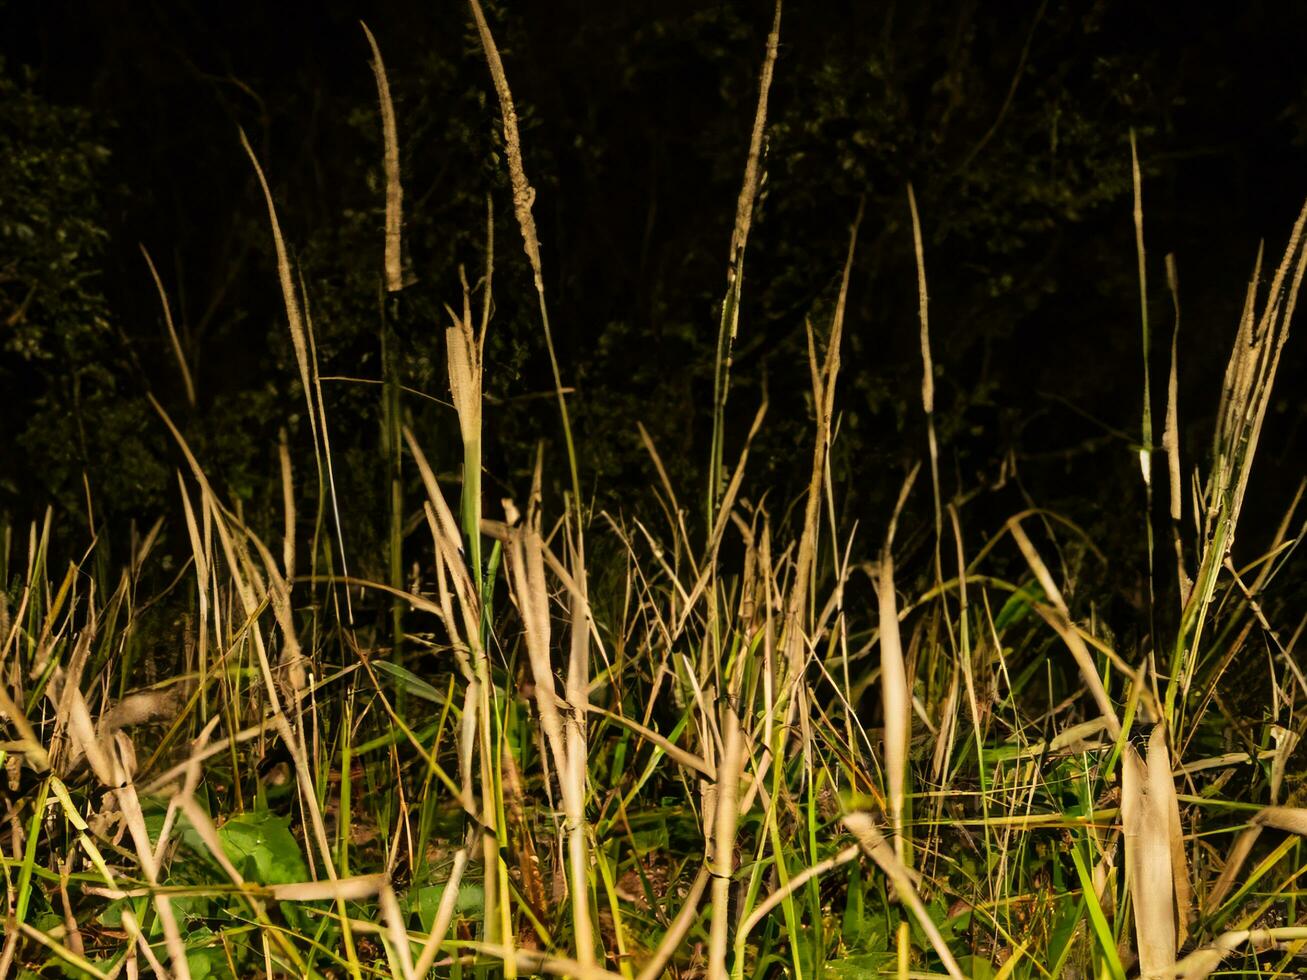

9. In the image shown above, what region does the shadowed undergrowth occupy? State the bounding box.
[2,4,1306,979]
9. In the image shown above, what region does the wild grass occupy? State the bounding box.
[3,4,1307,979]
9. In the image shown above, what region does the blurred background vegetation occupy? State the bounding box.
[2,0,1304,629]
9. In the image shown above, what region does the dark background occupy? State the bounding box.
[2,0,1304,630]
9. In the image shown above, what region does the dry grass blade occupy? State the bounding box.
[173,791,307,973]
[150,716,221,870]
[636,421,696,574]
[506,489,566,778]
[139,244,196,407]
[738,845,861,941]
[112,735,192,980]
[380,883,417,980]
[1122,726,1176,976]
[0,684,49,772]
[1130,131,1154,489]
[877,465,917,859]
[906,184,944,556]
[403,429,483,652]
[1163,254,1191,606]
[877,546,910,858]
[1270,724,1301,804]
[1206,805,1307,912]
[674,398,768,642]
[446,314,481,449]
[240,123,357,617]
[278,430,295,583]
[60,670,114,787]
[564,526,596,967]
[1010,519,1122,738]
[1170,926,1307,979]
[412,849,468,978]
[588,705,713,778]
[361,21,404,292]
[1205,822,1260,915]
[842,812,966,979]
[907,186,933,416]
[238,129,316,440]
[467,945,626,980]
[503,455,595,964]
[1164,755,1194,945]
[635,866,710,980]
[302,290,354,623]
[120,910,168,979]
[501,745,546,912]
[784,204,861,673]
[153,396,344,887]
[244,522,310,702]
[403,429,465,556]
[270,874,388,903]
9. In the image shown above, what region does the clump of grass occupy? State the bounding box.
[2,4,1306,980]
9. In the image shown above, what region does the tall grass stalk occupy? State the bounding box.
[367,21,409,663]
[878,470,915,861]
[1130,132,1158,619]
[469,0,596,964]
[363,20,405,295]
[240,127,353,629]
[708,0,782,525]
[1167,199,1307,730]
[139,244,197,408]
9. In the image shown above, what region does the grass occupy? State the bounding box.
[3,4,1307,979]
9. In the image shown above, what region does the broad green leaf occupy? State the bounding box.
[373,659,446,705]
[414,881,486,930]
[994,583,1045,632]
[217,810,307,885]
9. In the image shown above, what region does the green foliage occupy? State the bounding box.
[0,61,161,519]
[413,881,486,928]
[215,810,308,884]
[0,63,111,364]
